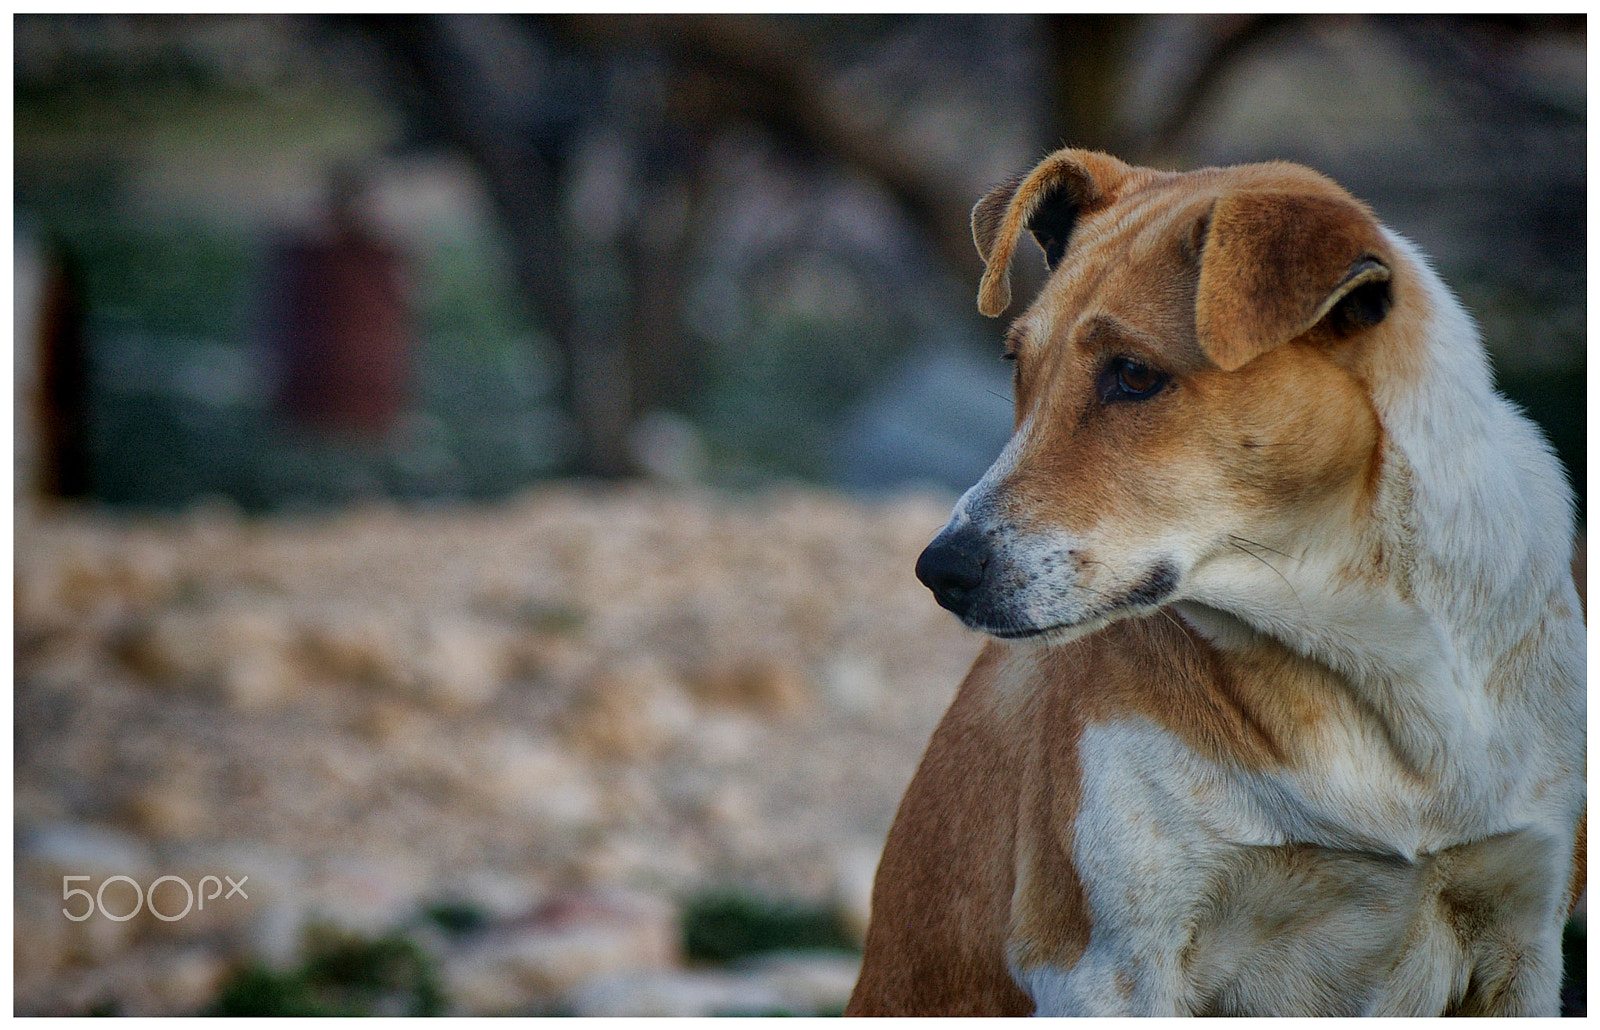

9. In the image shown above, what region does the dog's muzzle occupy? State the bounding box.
[916,517,1181,640]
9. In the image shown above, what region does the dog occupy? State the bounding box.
[845,149,1586,1016]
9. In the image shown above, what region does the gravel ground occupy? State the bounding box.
[14,485,983,1015]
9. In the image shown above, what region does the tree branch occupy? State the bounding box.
[560,14,985,279]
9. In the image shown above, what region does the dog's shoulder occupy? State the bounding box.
[1035,615,1297,772]
[849,620,1298,1016]
[847,641,1037,1015]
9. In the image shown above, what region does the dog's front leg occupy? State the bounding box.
[1440,828,1574,1016]
[1011,949,1192,1017]
[1452,927,1565,1017]
[1371,914,1565,1017]
[1008,720,1289,1017]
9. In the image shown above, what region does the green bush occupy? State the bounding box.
[208,926,445,1017]
[682,893,858,967]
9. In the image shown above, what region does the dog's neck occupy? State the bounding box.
[1177,233,1579,796]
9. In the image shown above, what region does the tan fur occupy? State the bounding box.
[1195,191,1392,371]
[973,149,1135,317]
[846,645,1035,1015]
[846,149,1584,1017]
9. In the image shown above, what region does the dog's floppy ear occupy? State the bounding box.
[971,149,1131,317]
[1194,191,1393,371]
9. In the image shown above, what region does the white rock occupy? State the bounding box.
[219,652,300,711]
[432,868,549,923]
[149,946,230,1014]
[121,604,300,710]
[571,968,788,1017]
[820,654,887,716]
[560,658,696,761]
[628,408,709,485]
[575,831,706,896]
[413,616,506,709]
[18,821,157,879]
[15,822,157,964]
[442,890,679,1013]
[215,607,301,710]
[300,853,433,938]
[571,952,861,1017]
[737,950,863,1014]
[685,711,765,767]
[469,733,602,828]
[832,843,884,946]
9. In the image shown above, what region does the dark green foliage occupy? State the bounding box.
[208,926,445,1017]
[682,893,858,967]
[424,900,490,938]
[209,964,340,1018]
[1494,365,1586,518]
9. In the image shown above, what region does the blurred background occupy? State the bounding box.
[14,14,1586,1016]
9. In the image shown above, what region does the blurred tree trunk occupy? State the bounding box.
[1133,15,1294,161]
[353,14,637,477]
[37,246,93,499]
[1041,15,1138,153]
[621,153,705,420]
[1040,15,1299,162]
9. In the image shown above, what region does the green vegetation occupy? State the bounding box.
[1495,365,1587,517]
[682,892,859,967]
[422,899,490,938]
[208,926,445,1017]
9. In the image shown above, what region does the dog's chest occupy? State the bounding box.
[1012,718,1565,1016]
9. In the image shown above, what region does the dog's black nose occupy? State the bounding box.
[916,528,988,617]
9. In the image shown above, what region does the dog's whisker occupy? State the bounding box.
[1155,605,1201,649]
[1227,534,1299,563]
[1228,539,1308,616]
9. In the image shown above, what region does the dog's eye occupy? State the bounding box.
[1002,325,1024,364]
[1100,357,1168,402]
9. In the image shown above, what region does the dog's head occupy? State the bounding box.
[919,149,1404,643]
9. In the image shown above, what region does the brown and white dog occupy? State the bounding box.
[846,149,1586,1017]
